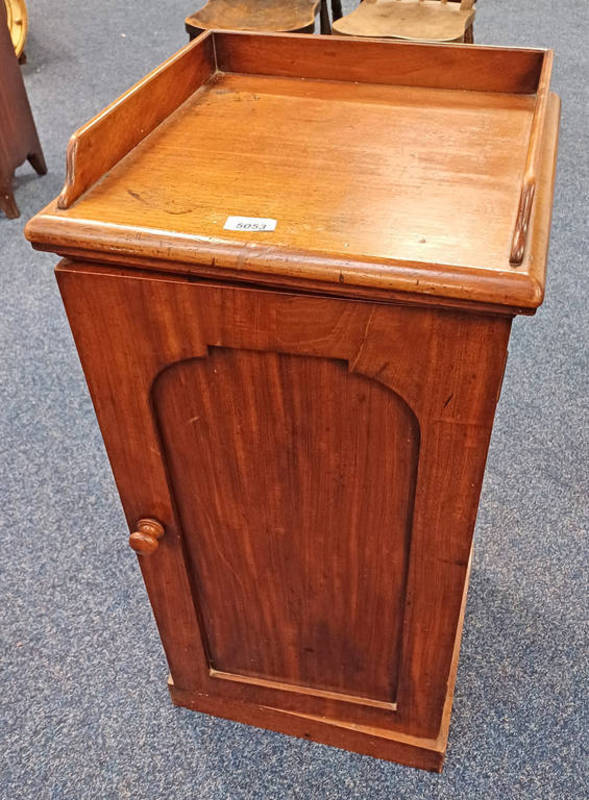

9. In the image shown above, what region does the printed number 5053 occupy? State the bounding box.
[224,216,277,232]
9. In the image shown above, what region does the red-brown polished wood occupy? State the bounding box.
[154,347,417,706]
[54,262,511,746]
[26,32,557,310]
[129,518,165,555]
[25,32,560,771]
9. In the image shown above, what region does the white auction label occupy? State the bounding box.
[224,216,277,232]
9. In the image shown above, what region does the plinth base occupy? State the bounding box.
[168,677,449,772]
[168,546,471,772]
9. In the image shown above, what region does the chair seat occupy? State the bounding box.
[333,0,475,42]
[186,0,320,33]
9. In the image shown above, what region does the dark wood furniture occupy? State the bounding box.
[185,0,331,38]
[25,32,560,771]
[333,0,476,43]
[0,0,45,218]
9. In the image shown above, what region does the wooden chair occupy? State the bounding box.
[4,0,28,60]
[332,0,476,44]
[185,0,331,39]
[0,0,46,218]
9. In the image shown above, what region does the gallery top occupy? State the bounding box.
[25,31,560,314]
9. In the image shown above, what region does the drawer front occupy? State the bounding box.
[57,261,510,738]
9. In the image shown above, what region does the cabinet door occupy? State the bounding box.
[57,261,510,740]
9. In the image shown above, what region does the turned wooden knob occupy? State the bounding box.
[129,518,165,555]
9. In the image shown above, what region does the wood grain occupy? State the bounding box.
[185,0,321,36]
[44,94,564,316]
[27,71,554,308]
[168,542,473,770]
[509,50,553,265]
[56,262,511,744]
[57,33,215,209]
[25,33,557,310]
[213,31,544,93]
[128,517,165,555]
[26,31,560,771]
[332,0,475,43]
[524,91,560,305]
[61,74,532,271]
[153,348,418,706]
[168,675,447,770]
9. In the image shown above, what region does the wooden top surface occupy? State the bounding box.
[47,76,534,267]
[26,32,560,312]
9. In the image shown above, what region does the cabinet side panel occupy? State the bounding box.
[152,347,419,705]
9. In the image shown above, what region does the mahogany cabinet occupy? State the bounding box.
[26,32,560,771]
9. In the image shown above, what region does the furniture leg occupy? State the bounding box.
[331,0,343,21]
[28,149,47,175]
[185,23,203,40]
[0,182,20,219]
[0,0,46,218]
[464,23,474,43]
[320,0,332,34]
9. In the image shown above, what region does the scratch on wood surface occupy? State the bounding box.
[126,188,193,215]
[349,308,376,373]
[209,533,246,594]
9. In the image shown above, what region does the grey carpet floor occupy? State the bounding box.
[1,1,588,798]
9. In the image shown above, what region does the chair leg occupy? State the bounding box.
[0,183,20,219]
[185,23,204,41]
[464,23,474,44]
[331,0,343,22]
[320,0,332,34]
[28,149,48,176]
